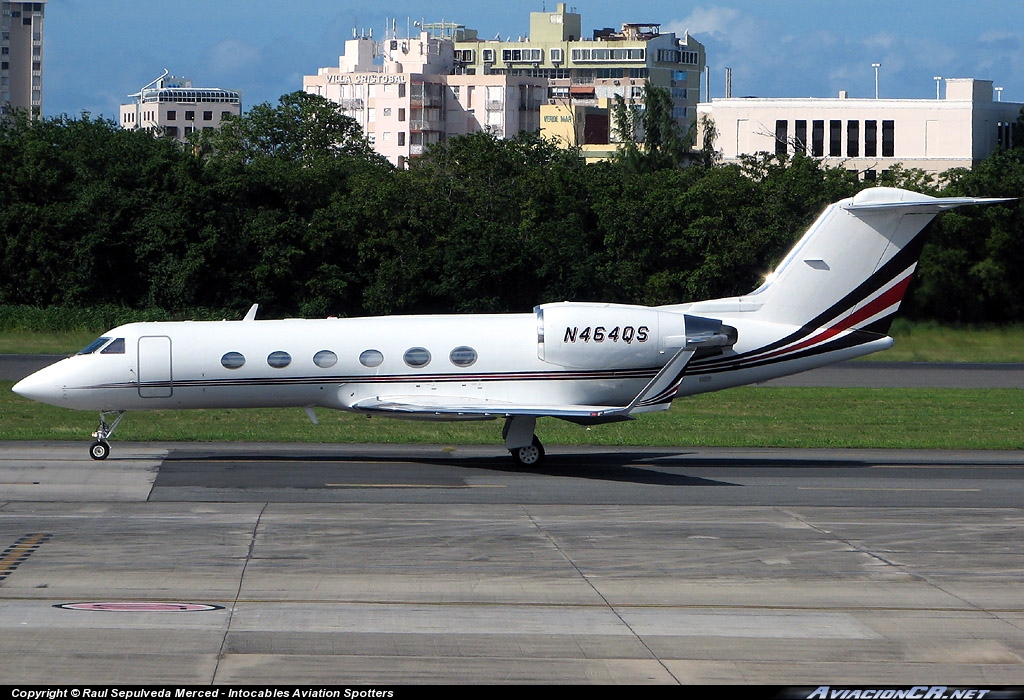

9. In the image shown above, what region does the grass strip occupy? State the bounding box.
[2,382,1021,450]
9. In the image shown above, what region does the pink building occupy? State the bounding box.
[304,32,544,167]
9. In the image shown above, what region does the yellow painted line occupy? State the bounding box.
[0,534,52,581]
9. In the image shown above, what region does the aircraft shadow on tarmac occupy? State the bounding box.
[156,447,875,488]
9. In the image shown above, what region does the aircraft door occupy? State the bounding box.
[138,336,172,398]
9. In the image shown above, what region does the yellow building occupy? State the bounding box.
[454,3,706,157]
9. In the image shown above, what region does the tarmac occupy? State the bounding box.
[1,441,1022,685]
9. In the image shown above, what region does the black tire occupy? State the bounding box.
[89,440,110,461]
[510,436,545,466]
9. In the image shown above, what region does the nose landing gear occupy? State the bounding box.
[89,410,126,460]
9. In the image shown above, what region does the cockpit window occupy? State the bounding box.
[77,337,111,355]
[100,338,126,354]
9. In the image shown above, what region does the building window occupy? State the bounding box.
[829,120,841,157]
[203,110,212,120]
[775,120,788,156]
[794,120,807,154]
[501,48,543,63]
[398,108,405,122]
[185,110,195,121]
[811,120,824,157]
[882,120,895,157]
[864,120,877,157]
[847,120,859,157]
[167,110,176,120]
[398,132,405,146]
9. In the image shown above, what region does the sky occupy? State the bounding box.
[40,0,1024,119]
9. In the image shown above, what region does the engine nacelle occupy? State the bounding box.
[536,302,685,369]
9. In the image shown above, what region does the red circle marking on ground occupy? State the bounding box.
[54,602,224,612]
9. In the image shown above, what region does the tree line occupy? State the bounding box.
[1,91,1022,325]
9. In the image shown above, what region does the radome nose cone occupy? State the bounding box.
[12,361,66,405]
[12,374,49,402]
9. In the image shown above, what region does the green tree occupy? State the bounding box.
[611,80,691,173]
[197,91,383,166]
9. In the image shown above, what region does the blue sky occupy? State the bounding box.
[43,0,1024,119]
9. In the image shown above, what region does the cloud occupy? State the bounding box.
[205,39,263,77]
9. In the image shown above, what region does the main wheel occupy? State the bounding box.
[510,436,545,466]
[89,440,110,461]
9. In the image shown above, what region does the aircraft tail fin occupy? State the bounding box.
[744,187,1010,333]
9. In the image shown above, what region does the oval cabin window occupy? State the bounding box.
[449,346,478,367]
[221,352,246,370]
[359,349,384,368]
[403,347,431,368]
[267,351,292,369]
[313,350,338,368]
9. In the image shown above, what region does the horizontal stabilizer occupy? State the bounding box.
[844,189,1014,213]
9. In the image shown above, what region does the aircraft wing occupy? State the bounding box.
[349,344,700,425]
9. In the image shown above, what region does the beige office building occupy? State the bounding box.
[1,1,46,117]
[120,72,242,142]
[698,78,1021,178]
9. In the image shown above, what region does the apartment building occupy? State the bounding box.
[1,0,46,116]
[456,4,706,159]
[304,4,706,165]
[305,29,545,167]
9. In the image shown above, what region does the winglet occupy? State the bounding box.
[243,304,259,321]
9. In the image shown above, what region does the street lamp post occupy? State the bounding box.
[872,63,881,99]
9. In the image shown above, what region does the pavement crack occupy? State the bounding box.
[212,502,268,684]
[520,505,682,685]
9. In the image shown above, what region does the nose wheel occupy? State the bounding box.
[89,410,125,460]
[89,440,111,461]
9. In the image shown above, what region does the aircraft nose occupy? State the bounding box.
[12,369,63,405]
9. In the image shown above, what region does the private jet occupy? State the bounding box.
[12,187,1008,464]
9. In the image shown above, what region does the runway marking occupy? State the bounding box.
[871,464,1024,469]
[324,483,506,489]
[54,602,224,612]
[0,533,52,583]
[798,487,981,492]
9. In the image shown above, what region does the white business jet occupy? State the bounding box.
[12,187,1008,464]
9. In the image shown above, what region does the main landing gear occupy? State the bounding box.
[503,415,545,466]
[89,410,125,460]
